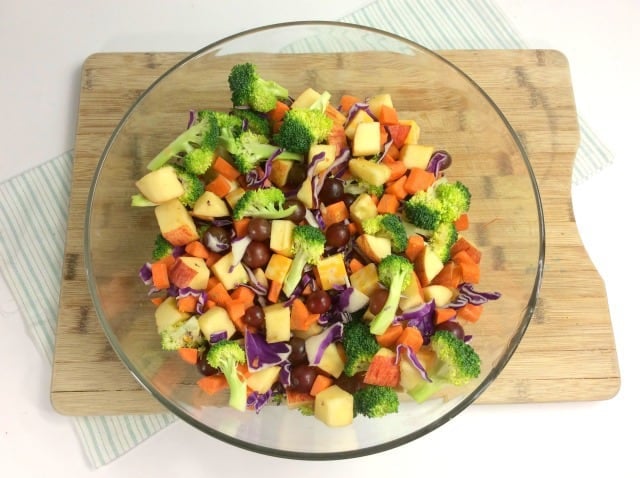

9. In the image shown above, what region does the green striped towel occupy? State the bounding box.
[0,0,613,468]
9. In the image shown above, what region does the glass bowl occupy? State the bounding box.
[86,21,544,459]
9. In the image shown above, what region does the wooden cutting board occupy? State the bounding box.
[50,50,620,415]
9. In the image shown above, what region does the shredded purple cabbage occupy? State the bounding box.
[447,282,502,309]
[139,263,153,285]
[403,300,436,340]
[211,218,233,228]
[229,235,252,272]
[203,233,230,253]
[279,362,292,387]
[283,273,314,306]
[307,322,344,366]
[377,125,394,163]
[171,287,208,314]
[209,330,228,343]
[245,148,282,188]
[395,344,430,381]
[186,109,196,129]
[172,245,186,258]
[247,389,272,413]
[244,330,292,372]
[345,102,378,124]
[241,265,268,296]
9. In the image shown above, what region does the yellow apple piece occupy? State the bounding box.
[355,234,391,263]
[398,119,421,144]
[264,253,293,283]
[399,271,425,311]
[367,93,394,117]
[263,303,291,343]
[198,306,236,342]
[210,252,249,290]
[290,87,321,109]
[154,198,199,246]
[269,220,296,257]
[315,253,348,290]
[349,262,380,296]
[191,191,230,220]
[399,144,434,170]
[155,297,190,333]
[308,144,337,174]
[348,158,391,186]
[349,193,378,226]
[314,385,354,427]
[415,245,445,285]
[423,284,455,307]
[352,121,382,157]
[135,166,184,204]
[344,109,374,139]
[246,366,282,394]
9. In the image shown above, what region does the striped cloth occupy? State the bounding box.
[0,0,613,468]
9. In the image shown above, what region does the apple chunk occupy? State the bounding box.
[155,198,199,246]
[191,191,230,220]
[169,256,209,290]
[415,245,445,285]
[135,166,184,204]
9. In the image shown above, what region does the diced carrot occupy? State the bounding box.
[377,193,399,214]
[384,160,408,183]
[310,375,334,397]
[290,298,320,331]
[230,286,256,308]
[404,168,436,195]
[450,236,482,263]
[347,222,358,236]
[325,104,347,126]
[205,174,232,197]
[178,347,199,365]
[204,299,217,311]
[386,143,401,161]
[208,282,232,307]
[379,124,389,147]
[405,234,426,262]
[271,120,283,134]
[185,240,210,260]
[434,308,457,325]
[363,354,400,387]
[339,94,359,113]
[321,201,349,228]
[384,175,408,200]
[348,258,365,274]
[370,194,379,206]
[156,254,176,269]
[206,276,221,291]
[396,326,424,352]
[212,156,241,181]
[430,262,462,288]
[226,299,248,332]
[233,218,251,238]
[375,324,404,348]
[206,252,221,268]
[378,104,399,125]
[197,374,228,395]
[151,262,170,290]
[150,296,164,306]
[267,100,290,123]
[177,295,198,313]
[454,213,469,231]
[457,303,484,323]
[453,249,481,283]
[267,280,282,303]
[327,123,348,151]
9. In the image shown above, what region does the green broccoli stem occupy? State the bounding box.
[259,78,288,101]
[147,122,205,171]
[130,194,157,207]
[407,377,445,403]
[369,277,404,335]
[220,362,247,412]
[249,143,304,162]
[282,252,309,297]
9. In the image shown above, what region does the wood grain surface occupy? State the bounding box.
[50,50,620,416]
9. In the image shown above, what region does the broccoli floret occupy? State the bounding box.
[232,187,298,221]
[183,148,215,175]
[160,316,203,351]
[228,63,289,113]
[220,130,302,174]
[429,221,458,263]
[403,189,442,231]
[343,178,384,198]
[281,225,326,297]
[273,108,333,154]
[151,234,173,261]
[435,181,471,222]
[353,385,399,418]
[361,214,408,254]
[231,108,272,137]
[342,317,381,377]
[206,339,248,411]
[369,255,413,335]
[171,165,204,208]
[147,110,222,171]
[407,330,481,403]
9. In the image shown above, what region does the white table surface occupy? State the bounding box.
[1,1,638,476]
